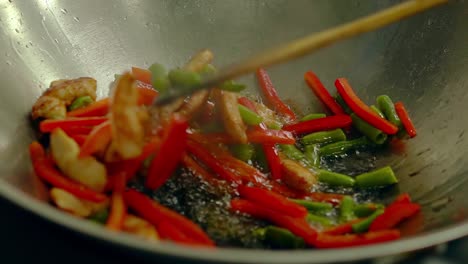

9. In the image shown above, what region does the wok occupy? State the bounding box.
[0,0,467,263]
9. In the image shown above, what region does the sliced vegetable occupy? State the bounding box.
[221,80,246,92]
[339,196,356,222]
[355,166,398,188]
[300,113,326,122]
[229,144,255,162]
[323,219,363,235]
[302,129,346,145]
[369,203,420,231]
[168,68,202,88]
[124,189,214,246]
[132,67,152,85]
[237,185,308,218]
[149,63,171,93]
[319,137,370,157]
[137,87,159,105]
[353,203,383,217]
[318,170,355,187]
[282,115,352,135]
[230,199,317,246]
[335,78,398,135]
[106,172,127,230]
[352,209,384,233]
[69,96,93,111]
[290,199,333,215]
[146,114,189,190]
[187,141,242,184]
[263,144,282,180]
[314,229,400,248]
[304,71,345,115]
[256,68,296,120]
[394,101,417,138]
[351,113,388,144]
[376,95,402,128]
[79,121,112,158]
[29,142,107,202]
[279,144,308,164]
[40,117,108,133]
[261,226,305,249]
[70,134,87,146]
[370,105,385,119]
[303,144,320,168]
[193,129,295,145]
[334,95,352,114]
[238,104,263,125]
[67,98,110,117]
[306,213,333,227]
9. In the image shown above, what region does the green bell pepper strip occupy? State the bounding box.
[376,95,402,128]
[262,226,305,249]
[168,68,202,88]
[220,80,246,92]
[351,113,388,145]
[355,166,398,188]
[334,95,353,114]
[301,129,346,145]
[304,144,321,168]
[69,96,93,111]
[339,196,356,223]
[370,105,385,119]
[290,199,333,215]
[306,213,333,227]
[353,203,384,217]
[318,169,355,187]
[238,104,263,125]
[300,113,326,122]
[352,209,385,233]
[229,144,255,162]
[149,63,171,93]
[319,137,370,157]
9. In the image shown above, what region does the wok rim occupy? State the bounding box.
[1,179,467,263]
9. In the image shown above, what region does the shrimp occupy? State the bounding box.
[105,73,149,161]
[31,77,97,120]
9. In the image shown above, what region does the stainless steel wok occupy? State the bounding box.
[0,0,467,263]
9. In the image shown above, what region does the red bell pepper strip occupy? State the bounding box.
[263,144,282,180]
[67,98,110,117]
[238,96,258,112]
[40,117,108,133]
[29,142,107,202]
[314,229,400,248]
[69,134,87,146]
[157,221,201,245]
[146,114,189,190]
[182,154,233,193]
[230,199,317,246]
[79,121,112,158]
[394,102,417,138]
[256,68,296,121]
[237,185,308,218]
[105,137,161,191]
[282,115,352,135]
[137,87,159,105]
[106,172,127,230]
[304,71,345,115]
[335,78,398,135]
[61,126,94,136]
[123,189,215,246]
[301,192,345,205]
[131,67,152,85]
[394,193,412,204]
[187,141,242,184]
[323,219,364,235]
[369,203,420,231]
